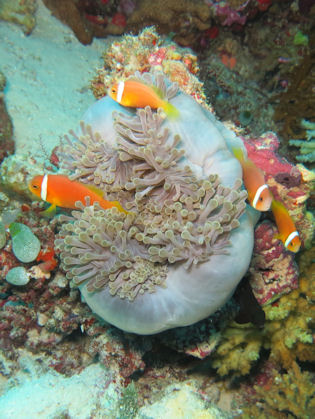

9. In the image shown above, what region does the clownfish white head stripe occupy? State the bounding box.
[252,184,269,209]
[284,230,299,249]
[41,174,48,201]
[117,81,125,103]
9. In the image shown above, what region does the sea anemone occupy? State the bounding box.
[56,73,257,334]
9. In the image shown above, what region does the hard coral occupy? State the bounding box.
[264,246,315,369]
[273,30,315,143]
[42,0,118,45]
[56,72,257,335]
[209,249,314,378]
[91,27,203,101]
[126,0,211,46]
[245,362,315,418]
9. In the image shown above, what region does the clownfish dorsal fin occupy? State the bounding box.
[127,76,165,99]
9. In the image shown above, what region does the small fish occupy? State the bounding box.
[271,199,301,253]
[109,79,179,118]
[28,174,127,215]
[232,147,273,211]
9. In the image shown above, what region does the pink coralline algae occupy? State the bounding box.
[205,0,258,28]
[242,132,299,179]
[249,221,299,305]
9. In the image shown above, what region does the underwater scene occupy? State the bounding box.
[0,0,314,418]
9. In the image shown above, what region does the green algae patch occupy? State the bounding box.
[6,266,30,286]
[9,222,40,263]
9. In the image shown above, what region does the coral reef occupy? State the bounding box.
[273,28,315,143]
[0,153,45,200]
[0,204,148,383]
[42,0,132,45]
[211,322,262,377]
[0,72,14,165]
[242,131,314,248]
[241,362,315,418]
[289,119,315,166]
[201,51,275,136]
[1,7,313,417]
[91,26,203,101]
[0,0,37,34]
[126,0,211,46]
[207,246,314,377]
[199,3,312,136]
[264,246,315,369]
[249,221,299,305]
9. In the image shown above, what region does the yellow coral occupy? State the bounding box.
[251,362,315,419]
[211,324,263,376]
[264,247,315,368]
[210,248,314,376]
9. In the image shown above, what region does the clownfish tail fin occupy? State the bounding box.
[231,147,246,162]
[162,101,180,119]
[113,201,129,214]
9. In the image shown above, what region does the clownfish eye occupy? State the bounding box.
[111,88,116,93]
[259,197,263,201]
[32,184,39,189]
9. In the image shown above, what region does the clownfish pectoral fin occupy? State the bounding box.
[40,204,56,217]
[273,233,281,241]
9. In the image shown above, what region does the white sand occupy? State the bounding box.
[0,0,108,158]
[0,362,120,418]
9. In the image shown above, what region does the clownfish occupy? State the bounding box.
[108,79,179,119]
[232,147,273,211]
[28,174,127,216]
[271,199,301,253]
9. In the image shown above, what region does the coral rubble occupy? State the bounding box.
[0,0,37,34]
[91,26,203,101]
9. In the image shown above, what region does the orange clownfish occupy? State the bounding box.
[108,79,179,119]
[271,199,301,253]
[232,147,273,211]
[28,174,127,216]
